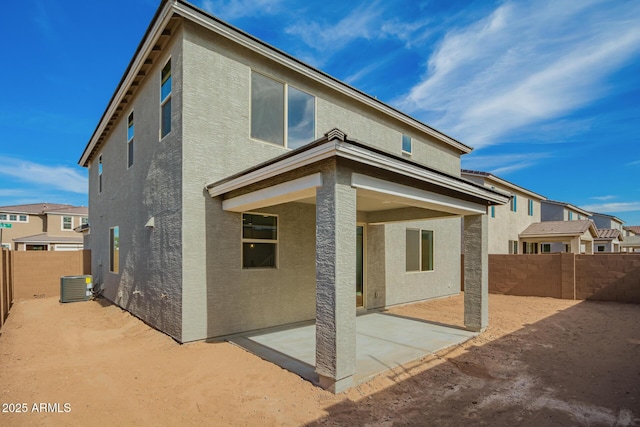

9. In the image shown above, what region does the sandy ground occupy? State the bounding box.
[0,294,639,426]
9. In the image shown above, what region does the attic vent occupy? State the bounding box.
[325,128,347,142]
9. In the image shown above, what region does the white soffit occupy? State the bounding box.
[351,173,486,215]
[221,173,322,212]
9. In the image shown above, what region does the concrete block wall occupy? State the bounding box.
[488,253,640,303]
[489,254,562,298]
[12,250,91,300]
[576,254,640,303]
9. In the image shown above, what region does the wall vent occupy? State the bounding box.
[60,275,93,303]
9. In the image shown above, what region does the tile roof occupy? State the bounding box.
[460,170,546,200]
[519,220,597,238]
[596,228,622,240]
[625,226,640,235]
[0,203,87,215]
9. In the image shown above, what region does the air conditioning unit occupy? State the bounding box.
[60,275,93,303]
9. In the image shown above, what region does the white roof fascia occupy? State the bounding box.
[79,2,176,167]
[172,2,471,154]
[207,140,509,205]
[479,174,545,200]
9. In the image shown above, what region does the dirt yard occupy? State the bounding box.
[0,294,638,426]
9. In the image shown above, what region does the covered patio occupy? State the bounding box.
[206,129,509,392]
[228,311,477,387]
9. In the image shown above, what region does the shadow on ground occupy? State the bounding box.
[307,300,640,426]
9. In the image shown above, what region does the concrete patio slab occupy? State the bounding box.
[228,312,477,387]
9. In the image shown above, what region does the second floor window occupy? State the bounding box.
[251,71,315,149]
[161,59,172,138]
[510,195,517,212]
[62,216,73,230]
[528,199,534,216]
[98,155,103,193]
[127,111,134,168]
[402,134,412,154]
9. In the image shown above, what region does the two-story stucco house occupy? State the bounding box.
[461,170,545,254]
[531,200,596,253]
[590,212,625,252]
[0,203,87,251]
[78,0,508,392]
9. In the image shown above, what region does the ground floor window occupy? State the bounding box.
[541,243,551,253]
[523,242,538,254]
[242,213,277,269]
[406,229,434,272]
[597,245,605,252]
[26,244,48,251]
[110,226,119,273]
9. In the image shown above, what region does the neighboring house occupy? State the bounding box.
[519,220,598,254]
[0,203,88,251]
[622,226,640,253]
[590,212,625,252]
[595,229,623,253]
[77,0,508,392]
[461,170,545,254]
[539,200,593,252]
[541,200,591,222]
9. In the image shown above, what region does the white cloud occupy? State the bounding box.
[462,152,549,176]
[285,1,383,52]
[397,0,640,148]
[627,160,640,166]
[200,0,282,20]
[0,157,87,194]
[581,202,640,213]
[591,195,617,201]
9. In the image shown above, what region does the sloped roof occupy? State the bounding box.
[624,226,640,235]
[519,220,598,238]
[590,212,625,225]
[80,0,473,167]
[461,170,546,201]
[596,228,622,240]
[12,233,84,244]
[0,203,87,216]
[542,200,591,217]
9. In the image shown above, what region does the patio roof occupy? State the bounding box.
[206,129,510,216]
[519,220,598,240]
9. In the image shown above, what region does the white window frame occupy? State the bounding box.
[508,240,518,254]
[110,226,119,274]
[1,214,28,223]
[406,228,434,272]
[62,216,73,230]
[18,214,28,222]
[249,70,317,149]
[510,195,517,212]
[160,57,172,140]
[241,212,278,269]
[401,134,412,155]
[528,199,534,216]
[98,154,103,193]
[127,109,134,169]
[9,214,17,221]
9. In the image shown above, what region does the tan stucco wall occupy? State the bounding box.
[0,216,43,249]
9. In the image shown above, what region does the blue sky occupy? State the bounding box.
[1,0,639,224]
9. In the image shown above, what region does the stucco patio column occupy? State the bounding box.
[315,165,357,393]
[463,214,488,332]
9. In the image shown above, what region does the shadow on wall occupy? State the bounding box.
[305,299,640,425]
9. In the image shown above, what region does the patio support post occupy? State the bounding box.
[463,213,488,332]
[315,165,357,393]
